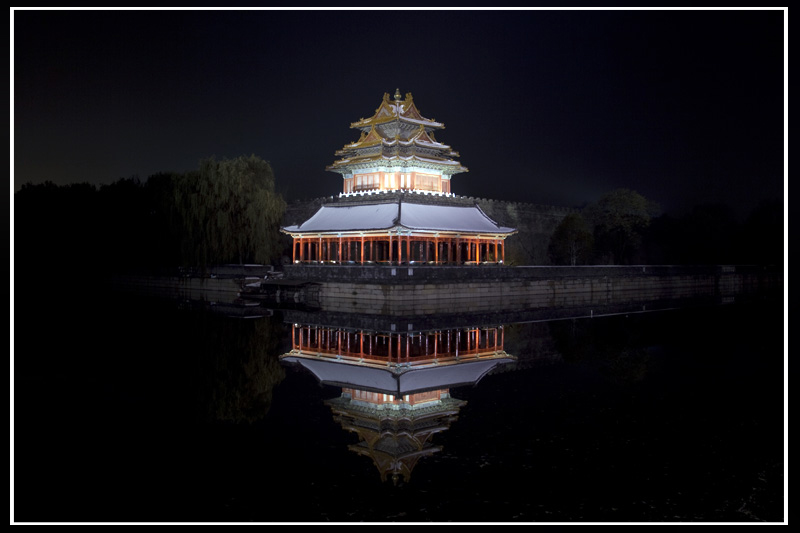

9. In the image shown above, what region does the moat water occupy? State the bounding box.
[13,285,785,523]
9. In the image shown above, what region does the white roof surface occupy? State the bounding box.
[281,355,515,395]
[284,203,398,232]
[399,203,515,233]
[283,201,516,234]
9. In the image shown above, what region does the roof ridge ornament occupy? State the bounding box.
[394,88,402,101]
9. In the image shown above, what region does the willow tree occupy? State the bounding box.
[174,155,286,269]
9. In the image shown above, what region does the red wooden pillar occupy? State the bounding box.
[397,334,401,363]
[389,234,393,263]
[360,236,365,264]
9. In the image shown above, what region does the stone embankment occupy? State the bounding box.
[110,263,781,318]
[276,264,780,315]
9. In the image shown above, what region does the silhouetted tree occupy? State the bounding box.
[584,188,658,264]
[740,199,783,265]
[15,180,100,281]
[643,213,684,264]
[97,177,149,271]
[548,212,594,265]
[680,203,741,264]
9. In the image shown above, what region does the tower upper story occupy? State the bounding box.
[326,90,468,195]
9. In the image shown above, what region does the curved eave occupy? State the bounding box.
[327,155,468,171]
[282,226,516,239]
[281,227,401,237]
[350,115,444,130]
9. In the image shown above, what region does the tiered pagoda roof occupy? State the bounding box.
[325,394,466,484]
[326,89,468,175]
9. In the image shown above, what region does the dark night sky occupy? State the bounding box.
[12,8,786,218]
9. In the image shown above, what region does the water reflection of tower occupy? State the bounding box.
[326,388,465,485]
[280,323,515,484]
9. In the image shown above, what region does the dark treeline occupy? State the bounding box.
[15,175,781,284]
[548,188,783,266]
[14,154,286,283]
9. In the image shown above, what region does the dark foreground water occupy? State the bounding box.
[13,286,785,523]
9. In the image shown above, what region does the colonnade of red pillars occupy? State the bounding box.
[292,234,505,264]
[291,325,505,364]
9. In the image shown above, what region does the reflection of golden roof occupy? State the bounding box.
[326,393,466,484]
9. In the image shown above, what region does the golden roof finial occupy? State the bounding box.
[394,88,402,101]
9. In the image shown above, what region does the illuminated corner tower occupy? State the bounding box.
[281,90,517,265]
[326,89,467,195]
